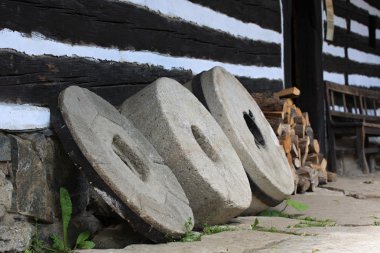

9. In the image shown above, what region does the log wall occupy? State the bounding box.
[322,0,380,88]
[0,0,285,106]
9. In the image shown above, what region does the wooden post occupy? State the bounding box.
[356,126,369,174]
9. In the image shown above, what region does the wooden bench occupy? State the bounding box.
[325,82,380,174]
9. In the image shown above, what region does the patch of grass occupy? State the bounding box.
[202,224,236,235]
[180,219,237,242]
[25,222,49,253]
[257,210,293,218]
[25,188,95,253]
[291,219,336,228]
[251,218,315,236]
[374,220,380,226]
[285,199,309,212]
[181,218,201,242]
[50,187,95,252]
[257,199,309,219]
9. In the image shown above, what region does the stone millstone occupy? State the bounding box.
[56,86,193,242]
[120,78,251,228]
[186,67,294,215]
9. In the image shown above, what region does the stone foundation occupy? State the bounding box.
[0,129,141,252]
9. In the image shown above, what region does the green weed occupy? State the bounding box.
[251,218,314,236]
[181,218,201,242]
[291,219,335,228]
[50,187,95,252]
[202,224,236,235]
[180,219,236,242]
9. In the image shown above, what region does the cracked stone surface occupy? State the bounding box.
[272,187,380,226]
[319,172,380,199]
[78,176,380,253]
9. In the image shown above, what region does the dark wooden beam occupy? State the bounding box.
[0,0,281,67]
[188,0,281,32]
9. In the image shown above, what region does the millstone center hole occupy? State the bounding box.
[191,125,219,162]
[112,135,148,181]
[243,110,266,148]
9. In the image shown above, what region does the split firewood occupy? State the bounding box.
[318,170,328,185]
[299,136,310,151]
[289,106,297,119]
[274,87,301,99]
[297,176,311,194]
[305,126,314,142]
[297,166,319,192]
[320,158,328,171]
[267,117,283,136]
[251,88,332,193]
[280,133,292,154]
[293,157,301,169]
[295,107,303,117]
[291,135,299,147]
[309,139,320,154]
[281,124,292,136]
[294,124,306,138]
[327,171,337,182]
[294,116,306,125]
[306,153,320,164]
[264,111,285,120]
[291,144,299,158]
[303,112,310,126]
[252,93,293,112]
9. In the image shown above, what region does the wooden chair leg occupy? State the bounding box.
[356,126,369,174]
[327,127,337,172]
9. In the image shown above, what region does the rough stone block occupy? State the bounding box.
[57,86,193,242]
[10,135,55,223]
[121,77,252,228]
[186,67,294,215]
[0,133,11,161]
[0,171,12,215]
[0,221,33,252]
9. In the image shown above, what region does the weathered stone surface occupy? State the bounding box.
[121,78,251,227]
[320,173,380,199]
[0,171,12,216]
[58,86,193,242]
[0,133,11,161]
[92,222,148,249]
[0,221,33,252]
[187,67,294,214]
[10,135,55,223]
[274,187,380,226]
[0,162,10,176]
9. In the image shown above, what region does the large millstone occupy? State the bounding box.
[55,86,193,242]
[120,78,251,228]
[186,67,294,215]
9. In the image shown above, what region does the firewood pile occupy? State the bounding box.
[252,87,336,194]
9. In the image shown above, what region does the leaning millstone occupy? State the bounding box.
[121,78,252,227]
[56,86,193,242]
[186,67,294,215]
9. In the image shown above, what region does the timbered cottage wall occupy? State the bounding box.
[322,0,380,88]
[0,0,285,107]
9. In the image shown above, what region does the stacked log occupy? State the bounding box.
[252,87,336,194]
